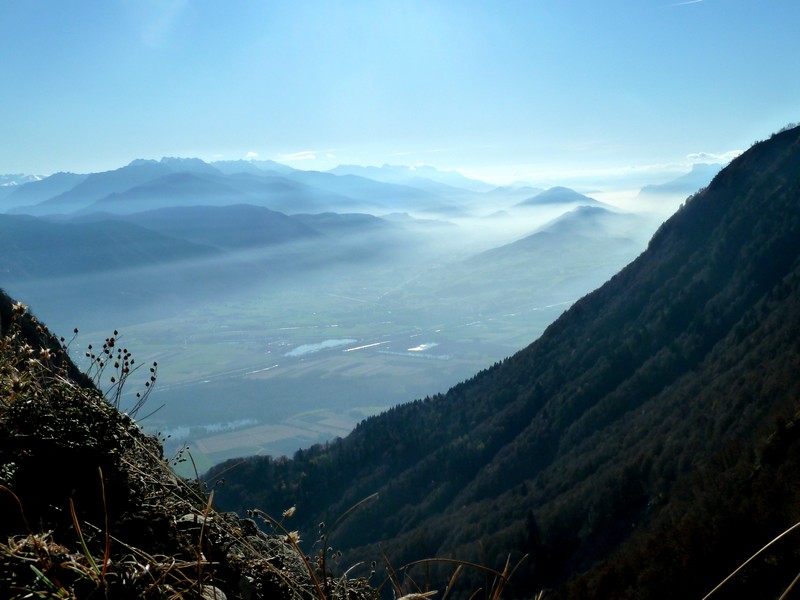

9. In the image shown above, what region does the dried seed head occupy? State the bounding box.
[283,531,301,544]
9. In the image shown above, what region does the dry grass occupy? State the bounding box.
[0,301,525,599]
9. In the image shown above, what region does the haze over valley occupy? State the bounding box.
[0,157,692,471]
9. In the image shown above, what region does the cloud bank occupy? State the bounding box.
[687,150,742,164]
[279,151,317,162]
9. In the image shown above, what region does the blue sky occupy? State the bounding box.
[1,0,798,186]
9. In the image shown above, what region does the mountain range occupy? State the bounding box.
[1,153,660,339]
[1,158,487,217]
[206,125,800,598]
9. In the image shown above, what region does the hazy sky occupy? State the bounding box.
[2,1,798,186]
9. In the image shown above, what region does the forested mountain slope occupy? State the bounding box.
[208,125,800,598]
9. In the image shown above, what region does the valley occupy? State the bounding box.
[0,159,677,475]
[68,248,589,474]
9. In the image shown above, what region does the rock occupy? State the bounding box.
[200,585,227,600]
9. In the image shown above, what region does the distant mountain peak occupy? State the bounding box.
[127,158,159,167]
[124,157,220,174]
[159,156,211,168]
[0,173,44,186]
[516,186,603,207]
[638,162,722,198]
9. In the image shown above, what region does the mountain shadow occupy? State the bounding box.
[206,125,800,597]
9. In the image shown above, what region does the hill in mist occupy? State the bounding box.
[516,186,607,208]
[378,205,647,328]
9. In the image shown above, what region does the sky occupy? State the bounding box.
[1,0,798,187]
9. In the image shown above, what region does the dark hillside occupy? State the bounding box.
[207,125,800,597]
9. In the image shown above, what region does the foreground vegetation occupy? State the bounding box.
[0,293,381,599]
